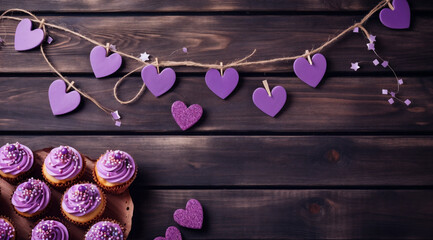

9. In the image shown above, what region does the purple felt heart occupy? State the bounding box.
[173,199,203,229]
[90,46,122,78]
[380,0,410,29]
[154,226,182,240]
[141,65,176,97]
[252,86,287,117]
[205,68,239,99]
[171,101,203,131]
[14,18,45,51]
[293,53,327,88]
[48,79,81,115]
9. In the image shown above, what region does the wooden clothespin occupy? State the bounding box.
[305,50,313,65]
[105,43,110,55]
[387,0,395,10]
[220,62,224,75]
[66,81,75,92]
[156,58,160,73]
[262,80,272,97]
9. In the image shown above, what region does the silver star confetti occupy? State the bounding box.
[350,62,360,71]
[139,52,150,62]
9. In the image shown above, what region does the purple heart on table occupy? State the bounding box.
[293,53,327,88]
[379,0,410,29]
[141,65,176,97]
[171,101,203,131]
[48,79,81,115]
[14,18,45,51]
[90,46,122,78]
[154,226,182,240]
[252,86,287,117]
[173,199,203,229]
[205,68,239,99]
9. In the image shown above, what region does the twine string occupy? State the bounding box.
[0,0,393,109]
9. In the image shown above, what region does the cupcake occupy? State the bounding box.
[0,217,15,240]
[43,146,85,187]
[31,219,69,240]
[85,220,124,240]
[61,183,106,225]
[11,178,51,218]
[94,150,136,194]
[0,142,34,182]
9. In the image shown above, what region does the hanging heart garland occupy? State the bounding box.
[171,101,203,131]
[379,0,410,29]
[48,80,81,115]
[293,52,327,88]
[141,64,176,97]
[90,45,122,78]
[205,67,239,99]
[14,18,44,51]
[252,80,287,117]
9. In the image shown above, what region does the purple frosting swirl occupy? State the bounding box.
[85,221,123,240]
[62,183,102,217]
[44,146,83,180]
[12,178,51,214]
[0,218,15,240]
[96,150,135,184]
[0,142,34,176]
[31,219,69,240]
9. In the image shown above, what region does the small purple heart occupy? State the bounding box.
[154,226,182,240]
[379,0,410,29]
[173,199,203,229]
[14,18,44,51]
[171,101,203,131]
[141,65,176,97]
[293,53,327,88]
[90,46,122,78]
[252,86,287,117]
[48,79,81,115]
[205,68,239,99]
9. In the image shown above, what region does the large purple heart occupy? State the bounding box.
[14,18,45,51]
[89,46,122,78]
[173,199,203,229]
[252,86,287,117]
[379,0,410,29]
[141,65,176,97]
[171,101,203,131]
[205,68,239,99]
[154,226,182,240]
[293,53,327,88]
[48,79,81,115]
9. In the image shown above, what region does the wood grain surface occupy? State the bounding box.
[0,0,432,239]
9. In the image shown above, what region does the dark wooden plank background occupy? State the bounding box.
[0,0,432,239]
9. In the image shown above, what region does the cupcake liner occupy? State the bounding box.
[61,182,107,226]
[0,215,16,240]
[42,153,87,189]
[10,179,52,219]
[92,157,137,194]
[28,216,68,239]
[84,218,126,240]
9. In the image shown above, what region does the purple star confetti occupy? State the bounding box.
[404,99,411,106]
[353,27,359,33]
[390,91,396,97]
[350,62,360,71]
[381,61,389,68]
[373,59,380,66]
[368,34,376,43]
[388,98,395,105]
[115,120,121,127]
[398,79,404,85]
[109,44,117,51]
[367,42,375,51]
[382,89,388,95]
[111,110,121,120]
[46,36,54,44]
[182,47,188,53]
